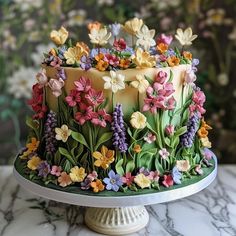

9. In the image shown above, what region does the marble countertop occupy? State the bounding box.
[0,166,236,236]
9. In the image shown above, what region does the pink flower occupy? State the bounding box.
[121,172,135,186]
[165,124,175,136]
[48,78,65,97]
[195,165,203,175]
[85,88,104,106]
[157,34,173,45]
[104,54,119,66]
[87,171,98,181]
[189,104,206,117]
[159,148,170,159]
[162,174,174,187]
[144,132,156,143]
[113,38,127,51]
[163,83,175,96]
[148,171,160,182]
[154,71,168,84]
[159,54,167,62]
[143,97,165,113]
[193,90,206,106]
[91,109,112,127]
[165,96,176,110]
[50,165,62,177]
[36,70,48,88]
[203,148,213,160]
[50,56,62,68]
[65,89,81,107]
[75,103,93,125]
[184,68,196,86]
[74,77,91,92]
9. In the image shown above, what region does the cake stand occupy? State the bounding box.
[13,155,217,235]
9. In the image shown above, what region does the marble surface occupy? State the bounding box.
[0,166,236,236]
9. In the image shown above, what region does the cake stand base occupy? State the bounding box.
[85,206,149,235]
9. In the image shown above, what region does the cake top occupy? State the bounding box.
[43,18,198,71]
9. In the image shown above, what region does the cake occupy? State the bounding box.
[16,18,214,194]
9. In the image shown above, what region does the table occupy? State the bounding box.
[0,166,236,236]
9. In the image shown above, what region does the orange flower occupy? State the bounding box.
[167,56,180,67]
[198,119,212,138]
[133,144,142,153]
[87,21,101,32]
[93,146,115,169]
[76,41,90,56]
[119,58,130,69]
[96,60,109,71]
[156,43,168,54]
[26,137,40,152]
[95,53,104,61]
[58,172,72,187]
[183,51,192,60]
[91,179,105,193]
[201,119,212,130]
[49,48,57,56]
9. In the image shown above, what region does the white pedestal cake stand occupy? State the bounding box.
[13,156,217,235]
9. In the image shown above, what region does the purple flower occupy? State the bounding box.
[81,178,93,190]
[192,58,199,72]
[80,55,92,71]
[37,161,51,177]
[44,111,57,154]
[109,23,121,37]
[56,68,66,80]
[139,167,150,176]
[171,166,182,184]
[58,45,67,60]
[202,148,213,160]
[166,49,176,57]
[111,104,128,152]
[90,48,110,58]
[103,170,123,192]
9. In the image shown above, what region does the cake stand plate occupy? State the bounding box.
[13,156,217,235]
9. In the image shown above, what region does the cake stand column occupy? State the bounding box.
[85,206,149,235]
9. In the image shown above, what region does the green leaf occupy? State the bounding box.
[54,150,61,166]
[71,131,90,149]
[59,147,76,166]
[63,160,73,172]
[125,159,135,173]
[115,159,124,176]
[94,132,113,150]
[175,126,187,137]
[144,75,153,84]
[168,70,173,82]
[146,122,158,136]
[25,116,39,139]
[155,158,164,175]
[75,144,84,161]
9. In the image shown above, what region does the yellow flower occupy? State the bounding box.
[96,60,109,71]
[130,74,149,93]
[132,48,156,69]
[134,173,151,189]
[50,26,69,45]
[156,43,168,54]
[27,156,42,170]
[64,46,87,65]
[69,166,87,183]
[200,137,212,148]
[92,145,115,169]
[26,137,40,152]
[133,144,142,153]
[130,111,147,129]
[167,56,180,67]
[124,18,143,35]
[76,41,90,56]
[88,28,111,46]
[183,51,192,60]
[176,160,190,172]
[55,124,72,142]
[90,179,105,193]
[175,27,198,46]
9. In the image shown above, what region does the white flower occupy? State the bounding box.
[102,70,125,93]
[88,28,111,46]
[136,25,156,51]
[67,9,87,27]
[175,27,198,46]
[36,69,48,88]
[7,67,36,99]
[159,148,170,160]
[176,160,190,172]
[55,125,72,143]
[130,74,149,93]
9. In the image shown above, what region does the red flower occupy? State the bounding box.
[121,172,135,186]
[65,89,81,107]
[75,103,93,125]
[85,88,104,106]
[113,38,126,51]
[91,109,112,128]
[143,97,165,113]
[74,77,91,92]
[104,54,119,66]
[162,174,174,188]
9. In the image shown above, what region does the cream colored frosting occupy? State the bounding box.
[43,64,191,117]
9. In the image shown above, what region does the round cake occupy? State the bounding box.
[16,18,214,194]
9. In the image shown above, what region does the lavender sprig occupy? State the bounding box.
[111,104,128,152]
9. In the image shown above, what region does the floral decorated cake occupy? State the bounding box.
[16,18,215,194]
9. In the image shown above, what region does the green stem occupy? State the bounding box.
[159,110,165,148]
[155,111,163,149]
[137,92,140,110]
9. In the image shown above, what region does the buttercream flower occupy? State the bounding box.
[85,88,104,106]
[197,119,212,138]
[103,170,123,192]
[133,144,142,153]
[50,165,62,177]
[148,171,160,182]
[27,156,42,170]
[87,21,101,32]
[132,48,156,68]
[104,54,119,66]
[130,111,147,129]
[36,69,48,88]
[89,28,111,46]
[130,74,149,93]
[76,41,90,56]
[109,23,121,37]
[64,46,87,65]
[175,27,198,46]
[48,78,65,97]
[93,145,115,169]
[26,137,40,153]
[200,137,212,148]
[75,103,93,125]
[124,18,143,35]
[50,26,68,45]
[156,43,168,54]
[171,167,182,184]
[202,148,213,160]
[91,109,112,128]
[176,160,190,172]
[69,166,87,183]
[102,70,125,93]
[183,51,192,60]
[90,179,105,193]
[134,173,151,189]
[136,24,156,51]
[96,59,109,71]
[74,76,91,92]
[119,58,130,69]
[58,172,72,187]
[184,68,196,86]
[162,174,174,187]
[121,172,135,186]
[167,56,180,67]
[113,38,127,51]
[55,124,72,142]
[37,161,51,178]
[159,148,170,160]
[144,132,156,144]
[165,124,174,136]
[157,33,173,45]
[65,89,81,107]
[195,165,203,175]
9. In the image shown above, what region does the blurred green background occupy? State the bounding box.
[0,0,235,164]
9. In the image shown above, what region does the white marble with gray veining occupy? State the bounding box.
[0,166,236,236]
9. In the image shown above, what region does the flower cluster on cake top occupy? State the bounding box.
[43,18,198,71]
